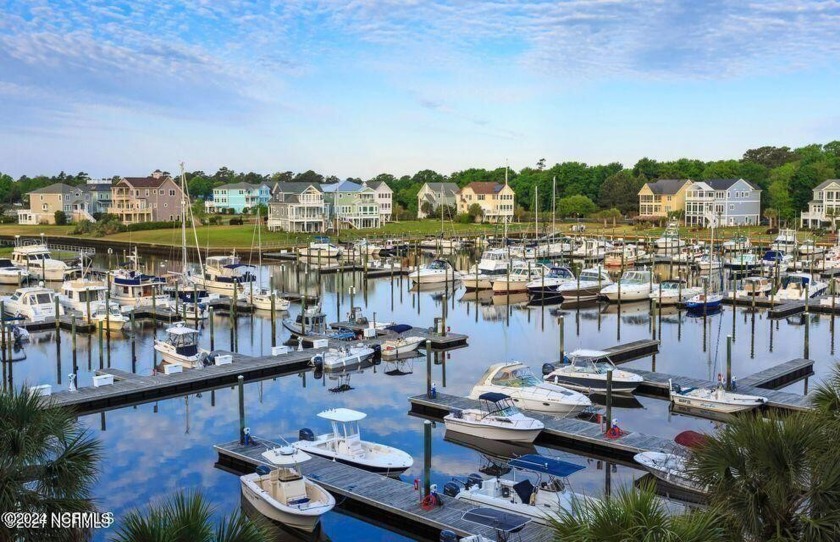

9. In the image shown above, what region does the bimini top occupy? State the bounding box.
[567,349,609,359]
[462,507,529,533]
[317,408,366,423]
[508,454,585,477]
[477,392,511,403]
[165,323,200,335]
[261,446,311,466]
[385,324,413,334]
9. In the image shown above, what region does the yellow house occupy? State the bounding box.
[18,183,95,225]
[457,182,515,223]
[638,179,693,217]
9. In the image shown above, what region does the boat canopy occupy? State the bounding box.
[477,392,511,403]
[317,408,366,423]
[166,325,200,336]
[462,507,530,533]
[674,430,708,448]
[385,324,413,334]
[567,349,609,359]
[508,454,586,477]
[261,446,311,466]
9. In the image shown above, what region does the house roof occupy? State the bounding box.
[364,180,392,191]
[321,180,364,193]
[703,178,760,191]
[644,179,691,195]
[464,181,504,194]
[272,182,320,195]
[814,179,840,191]
[121,176,171,188]
[28,183,87,195]
[214,182,267,191]
[424,182,460,196]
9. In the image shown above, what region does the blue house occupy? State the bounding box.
[208,183,271,213]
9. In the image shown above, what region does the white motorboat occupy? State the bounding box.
[109,265,173,312]
[282,306,328,336]
[724,252,760,271]
[770,228,797,252]
[653,221,685,253]
[544,349,643,394]
[477,248,516,276]
[249,288,291,311]
[492,263,549,295]
[294,408,413,475]
[461,268,494,291]
[774,272,828,301]
[11,244,80,281]
[2,286,63,322]
[310,343,376,371]
[553,267,613,303]
[189,253,256,296]
[351,239,384,257]
[649,280,701,306]
[0,259,29,285]
[670,244,703,264]
[241,446,335,532]
[525,266,575,299]
[154,322,209,369]
[600,270,654,302]
[722,235,751,252]
[443,454,587,526]
[470,362,591,416]
[410,259,460,284]
[381,335,424,356]
[444,393,544,443]
[669,380,767,414]
[634,451,707,494]
[90,304,129,332]
[570,238,610,259]
[298,238,342,259]
[419,237,461,251]
[59,278,118,318]
[798,239,824,256]
[696,253,723,271]
[760,250,793,275]
[603,244,647,267]
[730,276,773,298]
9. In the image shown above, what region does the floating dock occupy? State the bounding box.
[365,266,411,278]
[214,438,552,542]
[601,339,660,363]
[327,322,469,350]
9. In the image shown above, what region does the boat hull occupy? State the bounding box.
[546,373,640,394]
[240,477,332,533]
[443,418,541,443]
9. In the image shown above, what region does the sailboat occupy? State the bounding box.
[249,207,291,311]
[170,164,209,321]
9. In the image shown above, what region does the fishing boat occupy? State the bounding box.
[552,267,613,303]
[0,259,29,284]
[11,243,80,281]
[443,392,544,443]
[241,446,335,532]
[470,362,591,416]
[649,280,701,306]
[599,270,654,302]
[723,252,760,271]
[153,322,209,369]
[634,432,709,493]
[309,344,377,372]
[525,266,575,299]
[410,259,460,285]
[2,286,63,322]
[381,334,424,357]
[492,263,549,295]
[774,272,828,301]
[294,408,413,475]
[543,349,643,394]
[669,380,767,414]
[90,304,129,332]
[653,221,685,253]
[722,235,751,252]
[770,228,797,252]
[282,306,328,336]
[443,454,587,526]
[298,237,342,259]
[684,292,724,312]
[249,288,291,311]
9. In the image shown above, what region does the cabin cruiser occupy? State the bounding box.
[295,408,413,475]
[671,244,703,264]
[189,253,256,296]
[525,266,575,299]
[649,280,701,306]
[241,446,335,532]
[59,278,113,316]
[154,322,209,369]
[760,250,793,276]
[684,292,724,312]
[298,237,342,259]
[600,270,654,302]
[722,235,751,252]
[696,253,723,271]
[770,228,797,252]
[553,267,613,303]
[634,431,709,494]
[444,393,544,443]
[11,244,79,281]
[653,221,685,253]
[351,239,384,257]
[419,237,461,251]
[410,259,460,284]
[774,273,828,301]
[492,263,549,295]
[543,349,643,394]
[470,362,591,416]
[248,288,291,311]
[0,259,29,285]
[309,343,376,372]
[798,239,824,256]
[730,276,773,298]
[110,266,173,312]
[282,306,327,336]
[444,454,588,526]
[476,248,515,276]
[381,335,424,357]
[570,238,610,260]
[670,380,767,414]
[90,304,129,332]
[2,286,63,322]
[603,244,647,267]
[461,266,495,291]
[724,252,760,271]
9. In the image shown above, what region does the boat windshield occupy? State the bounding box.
[427,260,447,270]
[579,270,605,282]
[34,293,52,304]
[619,272,648,285]
[481,397,519,417]
[491,366,541,387]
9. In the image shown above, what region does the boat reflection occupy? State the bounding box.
[382,351,422,376]
[444,430,537,464]
[586,392,644,409]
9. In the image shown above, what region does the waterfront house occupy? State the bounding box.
[267,182,326,232]
[207,182,271,214]
[684,179,761,227]
[321,180,381,229]
[417,182,460,218]
[18,183,96,224]
[108,171,184,224]
[637,179,693,218]
[86,179,113,215]
[363,180,393,222]
[457,181,515,223]
[800,179,840,229]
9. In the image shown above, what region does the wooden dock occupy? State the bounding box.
[262,251,298,261]
[328,321,469,350]
[737,358,814,389]
[214,438,552,542]
[602,339,660,363]
[409,394,674,463]
[768,301,807,318]
[365,266,411,278]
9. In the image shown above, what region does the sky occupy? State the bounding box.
[1,0,839,180]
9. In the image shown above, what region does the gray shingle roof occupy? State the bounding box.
[813,179,840,191]
[644,179,691,195]
[28,183,88,195]
[703,178,759,191]
[424,182,460,196]
[272,182,321,194]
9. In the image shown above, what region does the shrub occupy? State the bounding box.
[455,212,473,224]
[71,219,95,235]
[229,217,243,226]
[208,215,223,225]
[125,221,178,232]
[54,210,68,225]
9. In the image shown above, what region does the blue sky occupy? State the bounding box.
[1,0,839,179]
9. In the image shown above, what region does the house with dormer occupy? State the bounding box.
[801,179,840,229]
[457,182,515,223]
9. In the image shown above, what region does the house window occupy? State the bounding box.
[729,204,734,210]
[163,203,167,208]
[478,195,485,200]
[170,190,176,196]
[145,189,149,196]
[42,204,48,211]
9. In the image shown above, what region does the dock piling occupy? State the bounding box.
[605,369,613,434]
[209,307,215,351]
[726,334,732,390]
[423,420,432,498]
[238,375,246,444]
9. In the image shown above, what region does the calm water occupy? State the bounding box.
[7,254,832,541]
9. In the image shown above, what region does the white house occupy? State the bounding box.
[363,180,393,222]
[417,182,459,219]
[684,178,761,227]
[267,183,326,232]
[801,179,840,229]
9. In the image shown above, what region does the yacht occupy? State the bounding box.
[653,221,685,253]
[443,393,544,443]
[0,259,29,285]
[59,278,111,316]
[11,244,79,281]
[553,267,613,303]
[526,266,575,299]
[798,239,824,256]
[248,288,291,311]
[696,253,723,271]
[2,286,63,322]
[351,239,384,257]
[476,248,514,276]
[570,238,610,260]
[649,280,701,306]
[670,380,767,414]
[730,276,773,298]
[294,408,413,475]
[770,228,797,252]
[774,273,828,301]
[190,253,256,296]
[298,238,342,259]
[544,349,643,394]
[110,267,173,312]
[470,362,591,416]
[760,250,793,275]
[410,259,460,285]
[603,244,646,267]
[154,322,209,369]
[90,304,129,332]
[492,263,549,295]
[724,252,760,271]
[600,270,654,302]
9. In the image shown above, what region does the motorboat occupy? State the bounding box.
[282,306,328,336]
[443,454,587,526]
[732,276,773,298]
[153,322,209,369]
[410,259,460,284]
[492,263,549,295]
[649,280,701,306]
[294,408,413,475]
[2,286,63,322]
[248,288,291,311]
[724,252,760,271]
[525,266,575,300]
[189,253,256,296]
[543,349,643,394]
[653,221,685,253]
[774,272,828,301]
[570,238,610,260]
[109,266,173,312]
[470,362,591,416]
[461,268,494,291]
[553,267,613,303]
[798,239,824,256]
[722,235,751,252]
[669,380,767,414]
[0,259,29,285]
[634,440,708,494]
[381,335,424,357]
[477,248,516,276]
[351,239,384,257]
[603,244,646,267]
[760,250,793,275]
[90,304,129,332]
[443,393,544,443]
[59,278,110,316]
[11,244,80,281]
[241,446,335,532]
[298,237,342,259]
[696,253,723,271]
[770,228,797,252]
[599,270,654,302]
[684,292,724,312]
[670,244,703,264]
[419,237,461,251]
[309,343,376,372]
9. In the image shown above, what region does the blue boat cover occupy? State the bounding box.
[385,324,413,333]
[477,392,510,402]
[223,264,255,269]
[462,508,529,532]
[508,454,585,477]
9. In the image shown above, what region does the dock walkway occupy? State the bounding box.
[327,322,469,350]
[215,438,552,542]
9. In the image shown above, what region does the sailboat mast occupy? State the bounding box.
[180,163,188,274]
[552,176,556,237]
[535,186,538,241]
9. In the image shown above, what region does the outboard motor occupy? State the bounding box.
[439,530,458,542]
[443,482,461,498]
[298,428,315,442]
[542,363,557,376]
[310,354,324,370]
[371,344,382,358]
[466,473,483,490]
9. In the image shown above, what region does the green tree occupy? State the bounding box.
[111,491,268,542]
[763,208,779,229]
[557,195,597,218]
[701,159,741,179]
[742,146,798,169]
[767,180,794,221]
[467,203,483,222]
[597,170,644,214]
[632,157,661,180]
[54,210,68,225]
[811,363,840,415]
[0,387,102,542]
